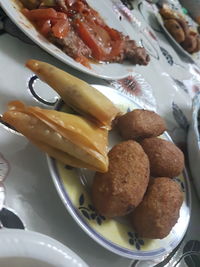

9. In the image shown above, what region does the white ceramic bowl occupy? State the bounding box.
[0,229,88,267]
[187,92,200,199]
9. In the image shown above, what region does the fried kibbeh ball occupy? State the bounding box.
[164,19,185,43]
[159,7,178,19]
[140,137,184,177]
[181,33,198,53]
[131,177,183,239]
[193,36,200,53]
[116,109,166,140]
[92,140,149,218]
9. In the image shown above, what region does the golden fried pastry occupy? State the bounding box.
[131,177,183,239]
[2,101,109,172]
[140,137,184,177]
[116,109,166,140]
[26,60,121,129]
[92,140,149,218]
[164,19,185,43]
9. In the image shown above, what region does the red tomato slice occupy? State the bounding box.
[75,19,112,60]
[37,20,52,36]
[103,25,122,41]
[23,8,57,21]
[52,19,69,38]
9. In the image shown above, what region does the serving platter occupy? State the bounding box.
[156,13,200,62]
[47,84,191,260]
[1,0,137,80]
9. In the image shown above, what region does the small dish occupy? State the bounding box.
[187,92,200,199]
[0,229,88,267]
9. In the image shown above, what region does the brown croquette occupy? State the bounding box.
[131,177,183,239]
[140,137,184,177]
[92,140,150,218]
[116,109,166,140]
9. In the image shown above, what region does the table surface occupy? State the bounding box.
[0,0,200,266]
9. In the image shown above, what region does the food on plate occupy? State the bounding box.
[116,109,166,140]
[140,137,184,177]
[164,19,185,43]
[92,140,150,218]
[2,101,109,172]
[26,59,121,128]
[181,32,200,53]
[131,177,183,239]
[159,6,180,20]
[194,36,200,53]
[159,5,200,54]
[20,0,41,10]
[20,0,150,67]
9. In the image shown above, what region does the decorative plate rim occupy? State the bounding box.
[47,85,192,260]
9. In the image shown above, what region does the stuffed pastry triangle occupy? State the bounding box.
[3,101,108,172]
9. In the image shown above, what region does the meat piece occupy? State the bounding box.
[48,28,92,59]
[131,177,183,239]
[108,37,150,66]
[123,40,150,65]
[140,137,184,177]
[92,140,149,218]
[117,109,166,140]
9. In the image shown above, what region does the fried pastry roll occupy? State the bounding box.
[26,59,121,128]
[3,101,108,172]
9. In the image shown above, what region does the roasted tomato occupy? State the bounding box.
[22,8,57,20]
[75,18,123,61]
[52,18,69,38]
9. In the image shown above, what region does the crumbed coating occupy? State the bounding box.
[140,137,184,177]
[116,109,166,140]
[181,33,198,53]
[131,177,183,239]
[92,140,149,218]
[164,19,185,43]
[193,36,200,53]
[159,7,178,20]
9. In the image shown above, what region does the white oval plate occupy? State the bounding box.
[156,13,200,61]
[0,229,88,267]
[47,85,191,260]
[1,0,136,80]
